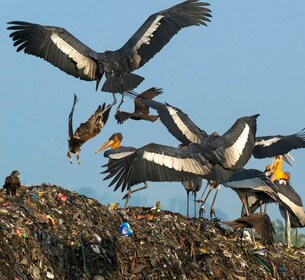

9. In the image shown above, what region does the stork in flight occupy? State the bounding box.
[68,94,111,164]
[7,1,211,99]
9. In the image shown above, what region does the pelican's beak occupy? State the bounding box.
[95,139,115,154]
[282,154,293,166]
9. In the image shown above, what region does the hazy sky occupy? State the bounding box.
[1,1,305,233]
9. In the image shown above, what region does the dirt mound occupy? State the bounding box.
[0,184,304,280]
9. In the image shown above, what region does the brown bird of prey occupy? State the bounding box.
[223,212,275,245]
[68,94,111,164]
[115,87,162,124]
[3,170,21,196]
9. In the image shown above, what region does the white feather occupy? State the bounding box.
[51,33,97,79]
[224,124,250,168]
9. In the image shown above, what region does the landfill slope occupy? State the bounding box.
[0,184,304,280]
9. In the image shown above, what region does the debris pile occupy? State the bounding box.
[1,184,305,279]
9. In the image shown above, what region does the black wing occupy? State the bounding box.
[223,213,274,245]
[253,128,305,158]
[141,99,208,145]
[223,169,278,192]
[102,143,220,192]
[7,21,101,82]
[68,94,78,138]
[74,103,111,142]
[118,0,211,70]
[134,87,163,115]
[210,115,259,171]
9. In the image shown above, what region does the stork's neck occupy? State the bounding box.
[271,157,285,182]
[112,141,121,149]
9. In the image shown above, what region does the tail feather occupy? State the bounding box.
[102,73,144,93]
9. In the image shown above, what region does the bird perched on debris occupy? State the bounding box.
[67,94,111,164]
[7,1,211,95]
[3,170,21,196]
[115,88,162,124]
[223,212,275,245]
[102,114,259,193]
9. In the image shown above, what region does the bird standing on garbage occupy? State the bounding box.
[3,170,21,196]
[67,94,111,164]
[7,1,211,96]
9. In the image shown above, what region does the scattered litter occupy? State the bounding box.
[0,184,304,279]
[118,221,133,237]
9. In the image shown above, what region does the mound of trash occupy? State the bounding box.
[0,184,305,280]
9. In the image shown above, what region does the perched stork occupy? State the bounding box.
[7,1,211,95]
[115,88,162,124]
[3,170,21,196]
[222,212,275,245]
[68,94,111,164]
[102,114,259,193]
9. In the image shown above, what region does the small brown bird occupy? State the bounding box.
[68,94,111,164]
[223,212,275,245]
[3,170,21,196]
[115,87,162,124]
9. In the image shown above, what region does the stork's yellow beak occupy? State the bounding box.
[95,139,115,154]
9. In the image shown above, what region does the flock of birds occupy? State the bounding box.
[4,0,305,247]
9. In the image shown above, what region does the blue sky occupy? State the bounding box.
[1,1,305,232]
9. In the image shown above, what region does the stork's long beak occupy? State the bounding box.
[282,154,293,166]
[95,139,115,154]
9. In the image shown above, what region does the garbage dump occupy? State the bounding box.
[0,184,305,280]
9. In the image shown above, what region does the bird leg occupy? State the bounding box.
[210,185,221,219]
[100,93,117,116]
[197,181,213,218]
[116,93,125,112]
[286,210,292,248]
[240,196,251,216]
[122,183,148,209]
[186,190,190,218]
[76,151,81,165]
[193,191,197,218]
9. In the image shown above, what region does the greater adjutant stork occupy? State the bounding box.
[96,132,141,208]
[67,94,111,164]
[7,1,211,95]
[101,114,259,194]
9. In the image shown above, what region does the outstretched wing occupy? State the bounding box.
[134,87,163,115]
[253,128,305,158]
[223,213,275,245]
[141,99,208,145]
[118,0,211,70]
[74,103,111,142]
[210,115,259,171]
[68,94,79,138]
[102,143,217,192]
[7,21,101,82]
